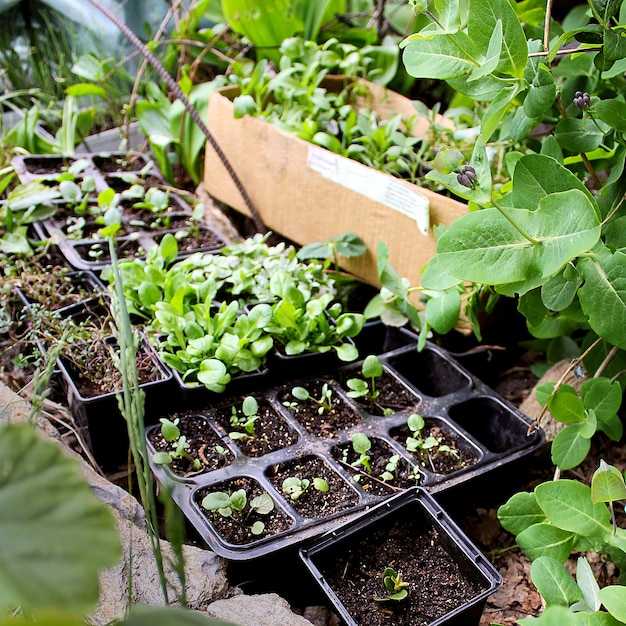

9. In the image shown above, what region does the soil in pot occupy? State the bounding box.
[339,368,421,416]
[277,378,363,438]
[266,454,360,518]
[62,337,164,398]
[155,228,225,253]
[147,413,234,477]
[194,475,294,545]
[72,238,144,264]
[93,153,149,172]
[332,436,423,496]
[389,417,482,475]
[22,156,75,175]
[314,512,490,626]
[14,264,102,311]
[212,396,299,457]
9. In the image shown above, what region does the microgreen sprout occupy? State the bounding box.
[343,432,372,474]
[405,413,459,469]
[201,488,274,536]
[229,396,260,440]
[151,417,201,470]
[281,476,329,500]
[373,567,409,602]
[346,354,393,415]
[287,383,334,415]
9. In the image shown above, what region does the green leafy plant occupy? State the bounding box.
[346,354,393,415]
[201,488,274,536]
[288,383,334,415]
[344,432,373,474]
[373,567,409,602]
[404,413,459,470]
[228,395,260,440]
[151,417,202,470]
[281,476,330,500]
[297,232,367,274]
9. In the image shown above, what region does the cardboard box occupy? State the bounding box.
[203,78,467,289]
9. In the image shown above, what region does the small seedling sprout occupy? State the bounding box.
[288,383,333,414]
[201,488,274,535]
[373,567,409,602]
[229,395,260,440]
[152,417,202,470]
[346,355,393,415]
[281,476,330,500]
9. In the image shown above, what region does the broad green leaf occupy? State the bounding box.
[535,480,612,538]
[497,491,546,535]
[517,523,576,562]
[530,556,582,606]
[575,556,601,612]
[401,31,479,80]
[517,606,580,626]
[0,423,121,615]
[524,64,557,119]
[481,83,521,142]
[467,0,528,77]
[595,98,626,132]
[547,387,585,423]
[551,424,592,470]
[599,585,626,622]
[541,269,581,311]
[511,154,596,212]
[579,249,626,350]
[591,467,626,504]
[581,377,622,421]
[555,117,605,153]
[425,290,461,333]
[436,189,601,286]
[468,19,502,82]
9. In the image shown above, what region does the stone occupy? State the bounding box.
[205,593,315,626]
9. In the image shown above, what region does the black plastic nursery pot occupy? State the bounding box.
[57,334,176,470]
[299,487,502,626]
[145,335,544,560]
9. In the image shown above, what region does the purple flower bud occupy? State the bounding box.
[457,173,473,188]
[583,93,591,107]
[573,91,591,110]
[464,165,476,180]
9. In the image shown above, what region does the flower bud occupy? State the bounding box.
[433,147,464,174]
[409,0,429,16]
[457,173,472,188]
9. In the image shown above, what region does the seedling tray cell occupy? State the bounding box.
[146,336,544,560]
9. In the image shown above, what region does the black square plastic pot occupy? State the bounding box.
[299,487,502,626]
[57,334,176,470]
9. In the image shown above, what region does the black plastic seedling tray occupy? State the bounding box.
[146,336,545,560]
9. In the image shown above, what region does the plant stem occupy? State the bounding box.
[490,198,540,244]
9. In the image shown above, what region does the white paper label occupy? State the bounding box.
[307,146,430,236]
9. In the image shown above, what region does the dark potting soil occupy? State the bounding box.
[317,517,488,626]
[340,370,421,416]
[389,419,481,474]
[266,454,360,518]
[212,397,299,457]
[194,475,294,545]
[277,378,363,438]
[23,156,75,174]
[64,341,164,398]
[92,154,148,172]
[148,413,234,477]
[332,437,421,496]
[158,228,225,252]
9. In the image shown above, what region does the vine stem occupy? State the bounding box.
[490,198,540,244]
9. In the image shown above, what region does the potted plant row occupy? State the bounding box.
[10,151,227,270]
[145,335,544,560]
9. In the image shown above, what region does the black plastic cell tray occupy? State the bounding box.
[146,337,545,560]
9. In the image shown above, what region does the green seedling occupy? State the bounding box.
[346,354,393,415]
[405,413,459,469]
[344,432,372,475]
[281,476,329,501]
[229,395,260,440]
[201,488,274,536]
[151,417,201,470]
[288,383,333,415]
[373,567,409,602]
